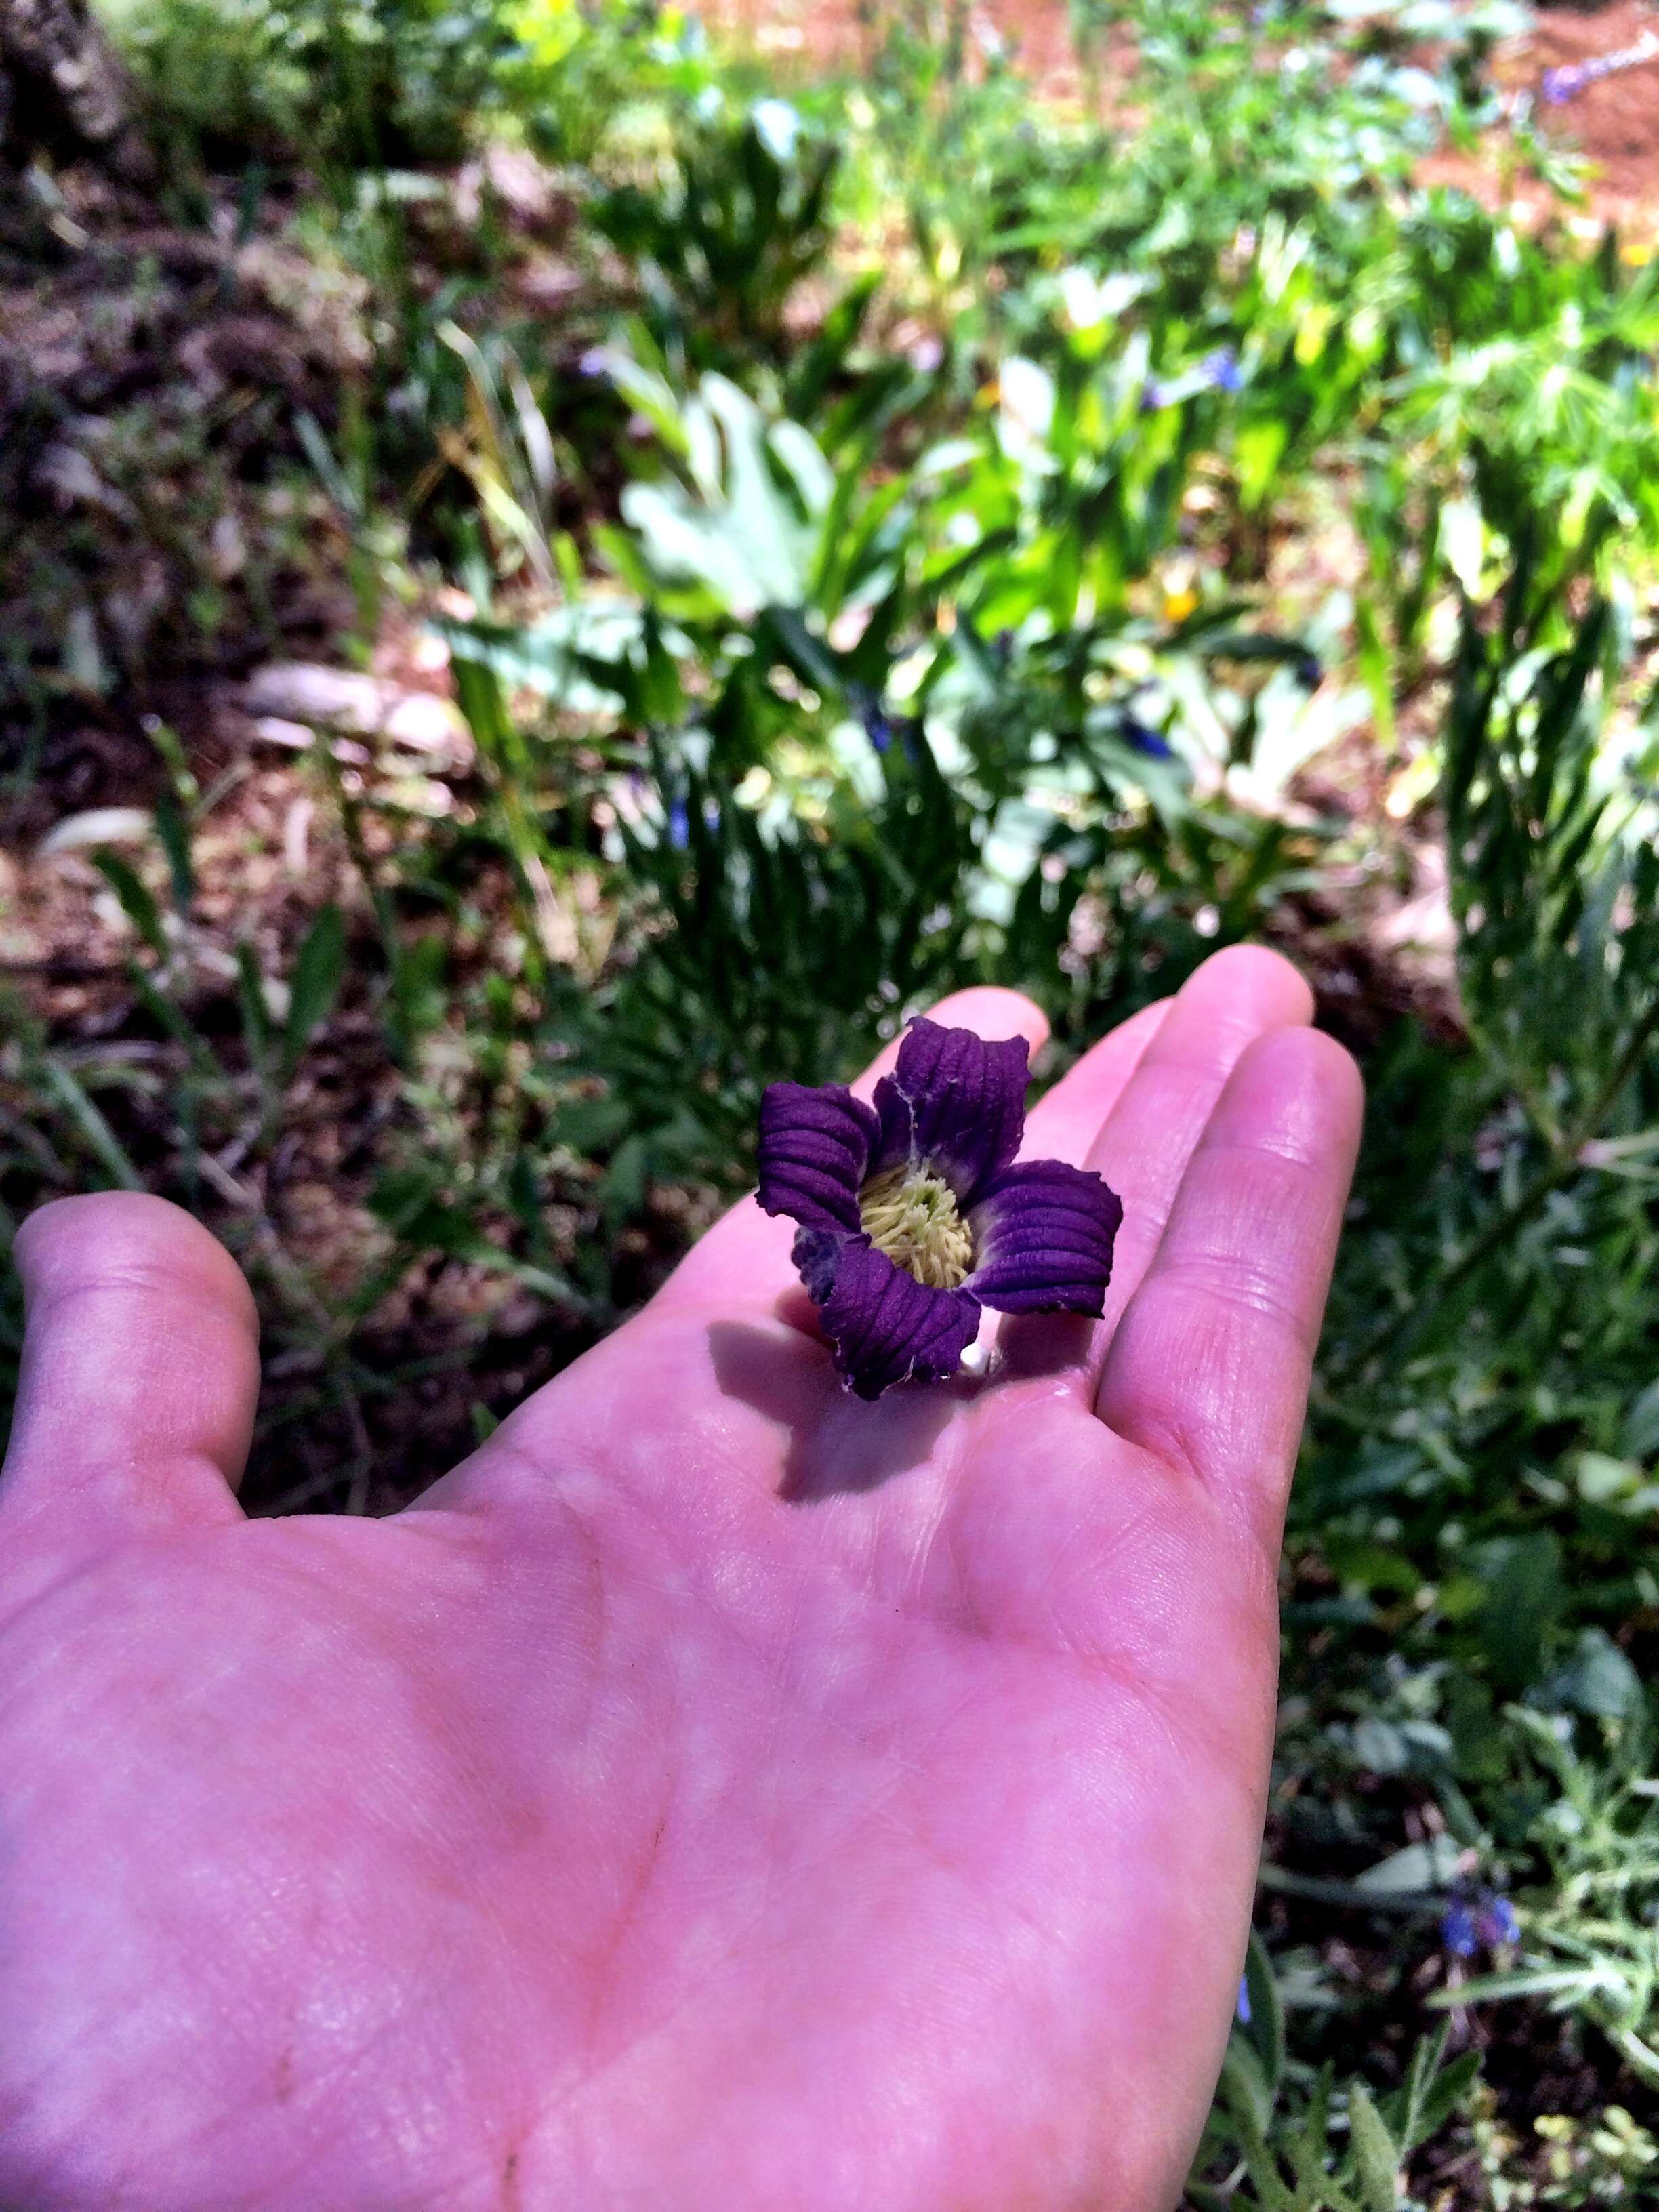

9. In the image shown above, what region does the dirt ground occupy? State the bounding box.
[1517,0,1659,223]
[1414,0,1659,238]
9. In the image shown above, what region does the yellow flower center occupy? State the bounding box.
[858,1166,974,1289]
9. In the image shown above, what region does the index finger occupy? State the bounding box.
[1094,1025,1364,1554]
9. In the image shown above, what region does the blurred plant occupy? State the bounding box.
[588,97,842,369]
[107,0,509,169]
[1433,1690,1659,2087]
[1189,1934,1481,2210]
[501,0,730,167]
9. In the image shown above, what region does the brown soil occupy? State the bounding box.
[1412,0,1659,240]
[1529,0,1659,225]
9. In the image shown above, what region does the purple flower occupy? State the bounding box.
[1122,716,1175,760]
[758,1020,1123,1399]
[1235,1974,1252,2024]
[1542,64,1584,104]
[1441,1901,1478,1958]
[851,685,896,754]
[1443,1888,1519,1959]
[667,796,691,848]
[1141,348,1243,413]
[1478,1894,1520,1948]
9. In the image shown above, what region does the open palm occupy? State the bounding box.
[0,945,1361,2212]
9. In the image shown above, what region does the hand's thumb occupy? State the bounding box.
[3,1193,258,1541]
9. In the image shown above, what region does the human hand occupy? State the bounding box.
[0,944,1361,2212]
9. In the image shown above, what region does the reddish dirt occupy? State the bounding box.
[700,0,1088,96]
[703,0,1659,238]
[1526,0,1659,228]
[1416,0,1659,240]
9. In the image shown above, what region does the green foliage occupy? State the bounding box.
[590,101,842,367]
[107,0,509,168]
[1193,1939,1480,2209]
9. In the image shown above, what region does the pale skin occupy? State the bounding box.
[0,944,1362,2212]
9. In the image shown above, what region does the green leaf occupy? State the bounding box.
[1218,2034,1277,2139]
[1240,1929,1286,2097]
[234,943,272,1063]
[554,1092,634,1153]
[1345,2083,1400,2212]
[1542,1627,1645,1723]
[1183,2188,1232,2212]
[281,904,348,1083]
[1355,1837,1462,1895]
[1355,595,1396,749]
[367,1164,478,1254]
[390,934,449,1046]
[1618,1377,1659,1460]
[40,1059,142,1190]
[1439,496,1484,596]
[1235,417,1289,511]
[152,790,195,914]
[1474,1532,1564,1694]
[1401,2047,1481,2150]
[598,1132,649,1219]
[92,851,167,961]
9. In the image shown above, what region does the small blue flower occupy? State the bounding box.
[1478,1894,1520,1948]
[1443,1887,1519,1959]
[1235,1974,1252,2024]
[1122,716,1175,761]
[666,796,691,849]
[1441,1901,1478,1959]
[1542,64,1582,104]
[759,1021,1123,1398]
[1142,349,1242,413]
[850,684,896,754]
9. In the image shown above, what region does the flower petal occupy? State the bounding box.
[871,1018,1031,1199]
[967,1158,1123,1315]
[794,1228,981,1399]
[757,1082,878,1235]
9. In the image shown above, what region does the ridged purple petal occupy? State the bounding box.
[794,1228,981,1400]
[757,1082,878,1235]
[870,1018,1031,1200]
[967,1158,1123,1316]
